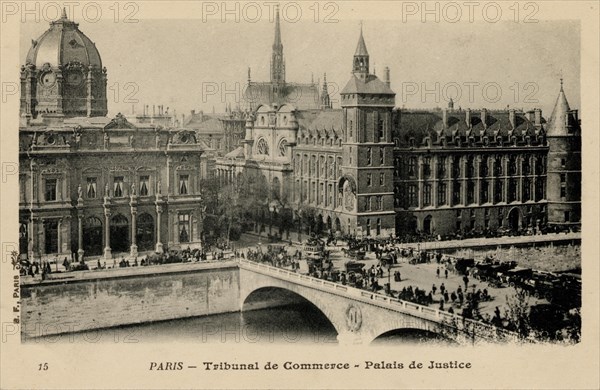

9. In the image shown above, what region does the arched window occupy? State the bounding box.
[278,139,287,157]
[256,138,269,155]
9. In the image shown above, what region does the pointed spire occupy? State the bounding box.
[247,67,251,84]
[61,7,68,19]
[270,4,285,84]
[547,79,572,136]
[273,4,282,49]
[320,73,331,109]
[355,21,369,56]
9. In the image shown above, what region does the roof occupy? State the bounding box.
[244,82,320,110]
[546,85,573,136]
[354,26,369,56]
[224,146,245,159]
[25,10,102,69]
[296,109,343,132]
[184,113,224,134]
[341,74,395,95]
[394,109,545,146]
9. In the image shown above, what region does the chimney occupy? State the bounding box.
[384,66,390,88]
[481,108,487,128]
[509,109,516,129]
[534,108,542,126]
[465,108,471,127]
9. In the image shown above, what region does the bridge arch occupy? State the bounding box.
[240,285,344,337]
[238,263,459,345]
[371,327,454,345]
[241,286,339,337]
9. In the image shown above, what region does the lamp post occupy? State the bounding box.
[269,204,274,236]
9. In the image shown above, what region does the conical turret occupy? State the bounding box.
[546,79,574,136]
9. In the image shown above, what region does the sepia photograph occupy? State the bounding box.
[1,1,599,389]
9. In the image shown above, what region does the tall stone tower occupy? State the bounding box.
[339,26,396,237]
[545,80,581,228]
[20,8,107,123]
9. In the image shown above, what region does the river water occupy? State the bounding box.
[23,303,446,346]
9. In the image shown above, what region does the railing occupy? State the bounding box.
[238,258,522,342]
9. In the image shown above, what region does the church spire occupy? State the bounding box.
[320,73,331,109]
[352,22,370,80]
[270,4,285,84]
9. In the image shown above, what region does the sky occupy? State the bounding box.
[19,4,580,119]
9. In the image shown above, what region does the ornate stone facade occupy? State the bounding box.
[216,17,581,238]
[19,13,206,261]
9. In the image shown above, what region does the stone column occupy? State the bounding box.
[155,204,163,253]
[103,208,112,259]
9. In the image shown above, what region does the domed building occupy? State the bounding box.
[19,11,207,263]
[20,8,107,121]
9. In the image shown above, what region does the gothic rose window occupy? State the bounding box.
[256,138,269,155]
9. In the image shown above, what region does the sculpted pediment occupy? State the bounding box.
[104,113,137,130]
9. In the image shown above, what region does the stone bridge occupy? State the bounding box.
[239,259,518,345]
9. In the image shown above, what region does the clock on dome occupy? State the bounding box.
[66,71,84,86]
[40,71,56,88]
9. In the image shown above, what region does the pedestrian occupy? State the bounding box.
[444,269,448,279]
[440,283,445,294]
[444,292,449,303]
[436,267,440,278]
[463,275,469,289]
[439,300,444,311]
[397,271,401,282]
[432,284,437,295]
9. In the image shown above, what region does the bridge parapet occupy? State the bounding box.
[238,259,522,345]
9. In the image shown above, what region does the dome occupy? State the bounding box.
[25,9,102,69]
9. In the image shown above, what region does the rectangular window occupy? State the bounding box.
[508,179,518,202]
[86,177,97,199]
[564,211,570,222]
[139,175,149,196]
[45,178,57,201]
[560,173,566,183]
[423,157,431,178]
[379,147,384,165]
[367,147,372,166]
[367,173,372,187]
[423,184,432,206]
[178,213,190,243]
[480,180,489,203]
[408,185,418,207]
[452,181,461,205]
[378,119,385,141]
[379,172,385,186]
[455,181,470,205]
[377,196,383,210]
[437,183,447,206]
[560,187,567,198]
[495,180,504,203]
[113,176,124,198]
[437,157,446,178]
[560,158,566,168]
[408,157,417,177]
[179,175,189,195]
